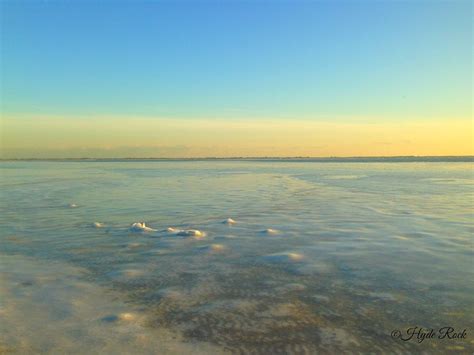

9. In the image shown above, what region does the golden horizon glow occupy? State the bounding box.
[1,114,472,158]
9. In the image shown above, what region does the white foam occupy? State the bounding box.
[130,222,156,232]
[166,227,179,233]
[92,222,104,228]
[68,203,78,208]
[176,229,204,238]
[261,228,279,235]
[224,218,236,225]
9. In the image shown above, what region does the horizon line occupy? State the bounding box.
[1,155,473,162]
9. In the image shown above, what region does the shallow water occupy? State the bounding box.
[1,161,473,353]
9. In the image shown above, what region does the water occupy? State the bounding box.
[1,161,473,353]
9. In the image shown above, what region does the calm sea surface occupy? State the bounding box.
[1,161,473,353]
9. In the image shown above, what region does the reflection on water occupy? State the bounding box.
[1,161,473,353]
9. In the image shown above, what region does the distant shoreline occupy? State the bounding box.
[1,156,473,163]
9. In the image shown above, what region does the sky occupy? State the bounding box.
[0,0,472,158]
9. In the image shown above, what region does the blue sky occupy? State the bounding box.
[1,0,472,120]
[0,1,472,158]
